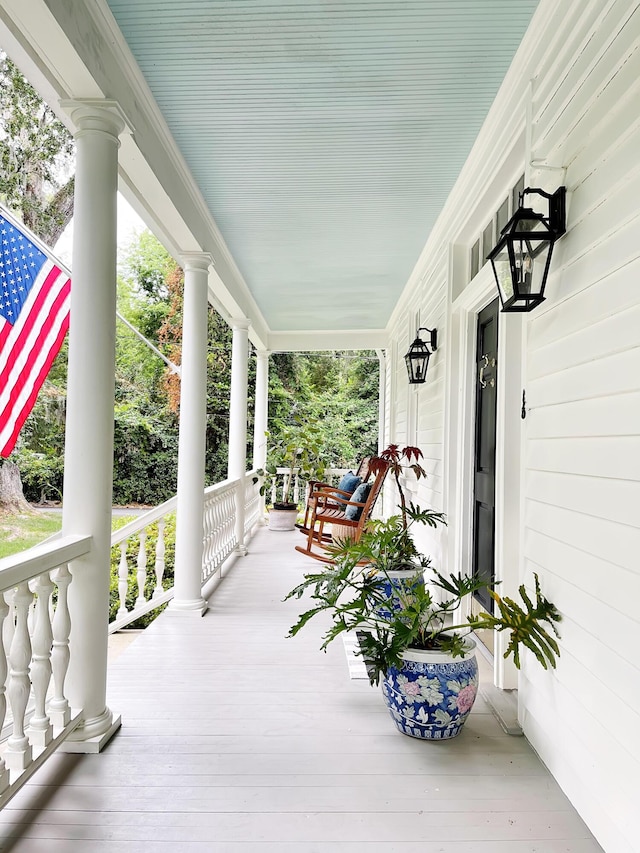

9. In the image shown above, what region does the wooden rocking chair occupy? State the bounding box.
[294,459,389,564]
[296,455,373,537]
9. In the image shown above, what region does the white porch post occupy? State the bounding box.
[376,348,387,453]
[253,349,269,469]
[60,100,126,746]
[228,318,250,555]
[170,254,211,615]
[253,349,270,524]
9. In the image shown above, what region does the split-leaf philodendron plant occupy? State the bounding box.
[285,444,562,685]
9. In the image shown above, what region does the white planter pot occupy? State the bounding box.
[268,507,298,531]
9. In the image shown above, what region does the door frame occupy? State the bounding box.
[444,259,525,689]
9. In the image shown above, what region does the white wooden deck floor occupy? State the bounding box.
[0,527,603,852]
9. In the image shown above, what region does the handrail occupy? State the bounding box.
[0,534,92,591]
[110,495,177,546]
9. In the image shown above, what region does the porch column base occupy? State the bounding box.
[61,711,121,753]
[168,598,208,616]
[233,545,249,557]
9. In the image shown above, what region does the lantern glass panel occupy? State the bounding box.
[508,238,551,299]
[489,241,514,306]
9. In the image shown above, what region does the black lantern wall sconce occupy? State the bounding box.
[487,186,566,312]
[405,326,437,385]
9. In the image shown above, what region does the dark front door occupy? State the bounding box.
[472,299,499,615]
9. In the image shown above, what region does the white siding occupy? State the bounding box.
[520,6,640,846]
[389,2,640,851]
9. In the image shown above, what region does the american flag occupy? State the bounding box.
[0,207,71,457]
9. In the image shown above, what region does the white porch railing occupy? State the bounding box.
[0,534,91,807]
[110,470,263,631]
[202,477,237,583]
[268,467,351,505]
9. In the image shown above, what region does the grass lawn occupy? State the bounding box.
[0,510,141,561]
[0,510,63,560]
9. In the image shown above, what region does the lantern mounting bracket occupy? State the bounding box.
[519,186,566,238]
[415,326,437,351]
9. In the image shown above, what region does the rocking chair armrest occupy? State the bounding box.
[308,483,353,498]
[313,489,354,508]
[314,493,368,514]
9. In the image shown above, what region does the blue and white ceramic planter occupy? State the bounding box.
[372,567,424,621]
[381,640,478,740]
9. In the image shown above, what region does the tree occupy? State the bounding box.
[0,50,75,511]
[0,52,75,245]
[267,351,379,469]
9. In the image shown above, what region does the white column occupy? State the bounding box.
[376,349,387,454]
[60,100,127,746]
[253,350,270,524]
[252,350,269,470]
[170,254,211,615]
[228,318,250,555]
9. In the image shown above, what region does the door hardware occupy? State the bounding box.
[479,354,496,388]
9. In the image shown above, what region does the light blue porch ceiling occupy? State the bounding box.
[105,0,539,333]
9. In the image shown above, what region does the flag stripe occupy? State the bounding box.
[0,279,70,434]
[0,319,10,352]
[0,315,69,457]
[0,267,68,402]
[0,263,62,377]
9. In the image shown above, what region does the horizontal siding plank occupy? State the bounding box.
[529,300,640,380]
[537,212,640,317]
[526,436,640,481]
[527,392,640,439]
[568,78,640,195]
[525,528,640,622]
[553,171,640,287]
[525,470,640,529]
[528,348,640,407]
[525,496,640,572]
[536,1,640,157]
[567,106,640,229]
[522,561,640,691]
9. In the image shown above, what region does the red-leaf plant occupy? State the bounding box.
[370,444,426,531]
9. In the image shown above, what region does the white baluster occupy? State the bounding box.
[118,540,129,616]
[5,583,34,771]
[0,595,10,792]
[27,584,37,637]
[153,518,166,598]
[28,574,54,747]
[48,565,72,728]
[135,529,147,607]
[2,591,14,691]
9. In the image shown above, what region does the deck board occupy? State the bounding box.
[0,527,603,851]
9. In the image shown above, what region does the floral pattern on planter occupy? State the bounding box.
[372,570,424,621]
[381,650,478,740]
